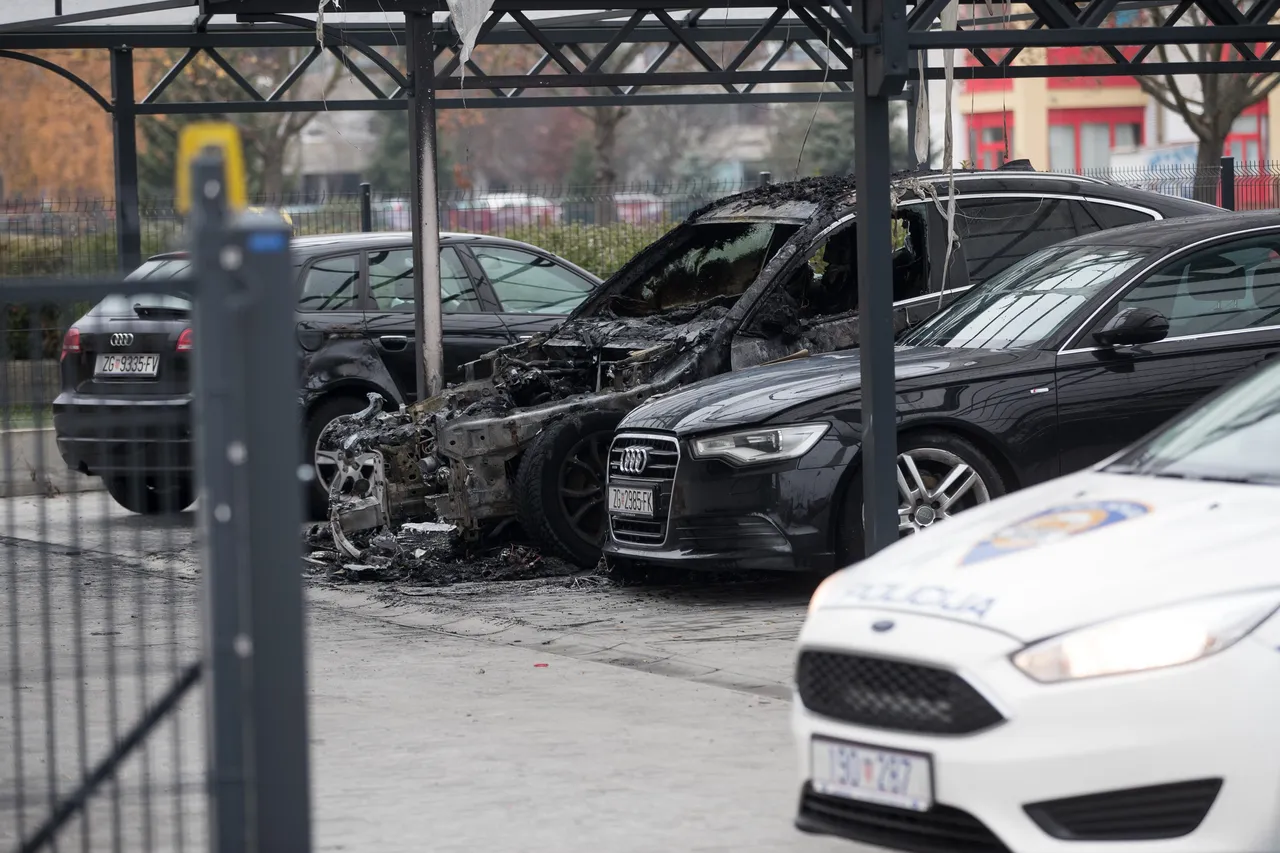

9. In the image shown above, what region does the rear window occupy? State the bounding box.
[91,258,193,316]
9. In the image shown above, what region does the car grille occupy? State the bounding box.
[797,785,1012,853]
[1024,779,1223,841]
[795,651,1004,735]
[674,514,788,552]
[607,433,678,545]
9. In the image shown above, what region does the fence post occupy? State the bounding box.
[1221,156,1236,211]
[233,209,312,853]
[192,150,312,853]
[359,182,372,232]
[189,151,250,853]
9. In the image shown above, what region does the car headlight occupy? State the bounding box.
[690,423,829,466]
[1012,590,1280,683]
[808,571,842,613]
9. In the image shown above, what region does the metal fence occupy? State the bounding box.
[4,160,1273,281]
[0,152,311,853]
[0,181,748,282]
[1081,157,1273,211]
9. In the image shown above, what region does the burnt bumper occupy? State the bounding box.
[52,393,193,476]
[601,428,855,573]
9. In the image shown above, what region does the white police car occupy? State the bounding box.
[793,358,1280,852]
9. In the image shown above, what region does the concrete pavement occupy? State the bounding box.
[0,493,865,853]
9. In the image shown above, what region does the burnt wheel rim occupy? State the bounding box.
[559,432,609,546]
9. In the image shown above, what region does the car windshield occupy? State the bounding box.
[90,258,194,316]
[586,220,798,319]
[900,245,1151,350]
[1106,360,1280,485]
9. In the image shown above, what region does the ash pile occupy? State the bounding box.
[303,520,578,586]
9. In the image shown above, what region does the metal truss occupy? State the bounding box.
[4,0,1279,117]
[0,7,878,113]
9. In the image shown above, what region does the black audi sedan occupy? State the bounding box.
[603,210,1280,574]
[52,231,600,516]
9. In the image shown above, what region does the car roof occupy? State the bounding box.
[691,165,1223,223]
[1060,210,1280,251]
[144,230,563,262]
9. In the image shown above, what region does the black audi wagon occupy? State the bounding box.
[52,231,601,516]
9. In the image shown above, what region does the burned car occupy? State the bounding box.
[321,165,1222,567]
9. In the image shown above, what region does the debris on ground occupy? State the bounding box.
[302,521,578,587]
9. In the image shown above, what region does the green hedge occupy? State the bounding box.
[1,222,673,281]
[0,233,176,278]
[0,234,174,358]
[493,221,676,279]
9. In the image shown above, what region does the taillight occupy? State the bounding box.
[177,328,193,352]
[61,328,81,361]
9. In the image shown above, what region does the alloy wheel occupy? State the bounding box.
[896,447,990,536]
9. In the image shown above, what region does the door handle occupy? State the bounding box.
[379,335,409,351]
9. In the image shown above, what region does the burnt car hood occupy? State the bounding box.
[617,346,1023,435]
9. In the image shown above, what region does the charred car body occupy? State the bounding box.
[322,165,1221,566]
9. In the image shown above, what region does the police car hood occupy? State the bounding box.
[817,469,1280,642]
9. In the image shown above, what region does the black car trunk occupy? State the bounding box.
[67,317,191,396]
[62,257,194,398]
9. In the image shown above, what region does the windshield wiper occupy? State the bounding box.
[1150,470,1269,485]
[1104,464,1268,485]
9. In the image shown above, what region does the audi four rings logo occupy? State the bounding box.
[617,445,650,476]
[110,333,134,347]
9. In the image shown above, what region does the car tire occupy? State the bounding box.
[515,411,622,569]
[836,430,1006,565]
[105,475,195,515]
[306,394,377,520]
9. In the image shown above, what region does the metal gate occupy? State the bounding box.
[1,144,311,853]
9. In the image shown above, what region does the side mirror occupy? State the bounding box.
[1093,306,1169,348]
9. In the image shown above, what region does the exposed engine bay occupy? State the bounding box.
[321,301,733,559]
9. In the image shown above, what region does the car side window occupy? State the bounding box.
[299,254,360,311]
[1092,236,1280,339]
[473,245,597,314]
[1087,202,1154,230]
[955,197,1098,283]
[367,247,483,313]
[772,208,929,320]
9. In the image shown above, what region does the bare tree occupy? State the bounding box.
[574,43,649,188]
[622,102,736,182]
[1130,5,1280,201]
[136,47,343,197]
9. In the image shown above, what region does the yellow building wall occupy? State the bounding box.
[962,79,1149,170]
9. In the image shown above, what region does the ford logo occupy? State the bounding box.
[617,445,650,476]
[110,333,134,347]
[871,620,895,633]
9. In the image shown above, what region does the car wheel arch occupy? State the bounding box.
[897,419,1022,495]
[827,420,1021,562]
